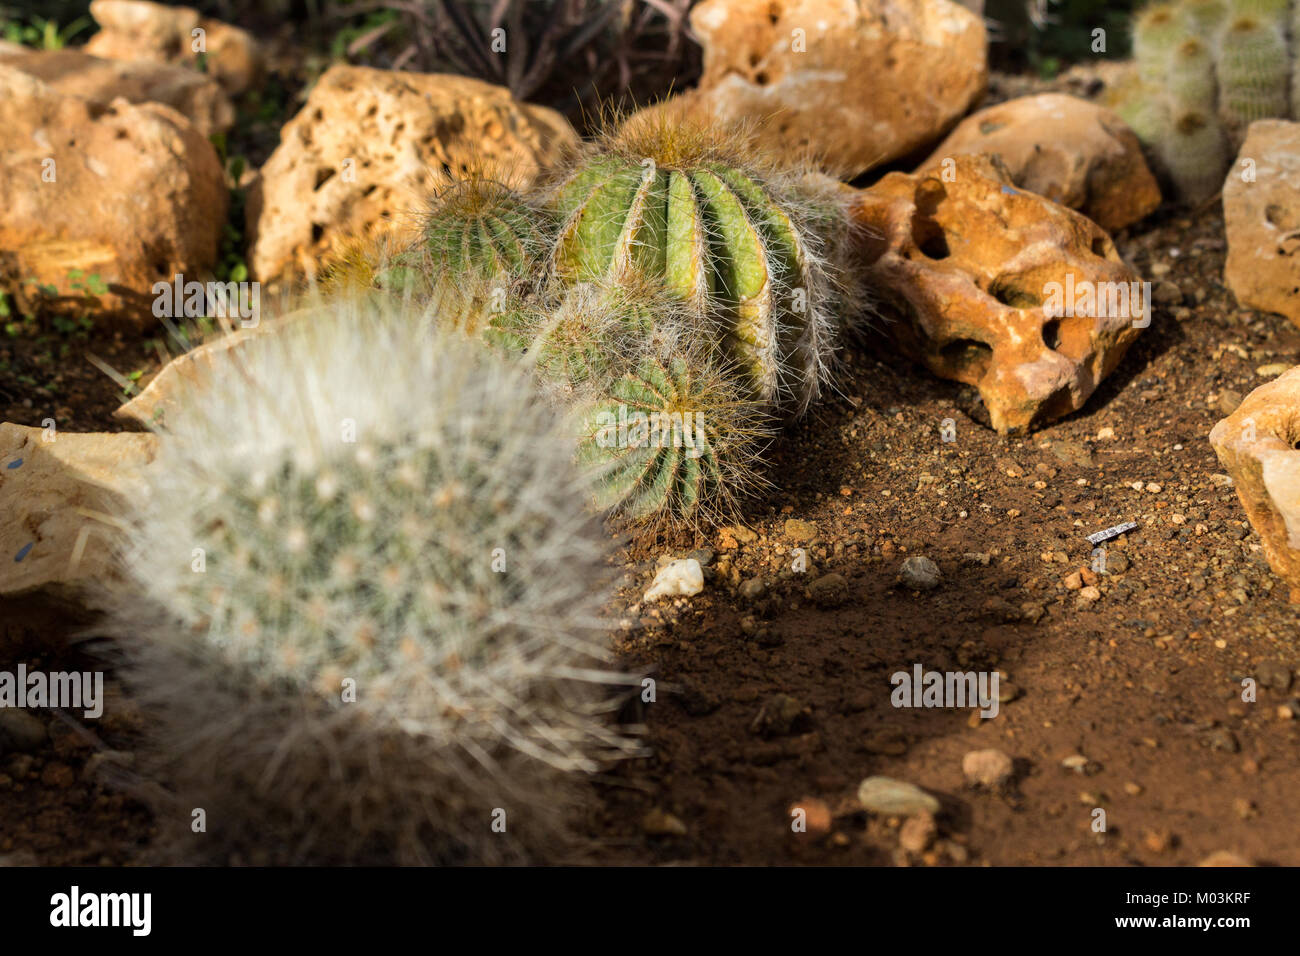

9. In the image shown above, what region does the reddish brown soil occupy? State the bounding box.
[590,206,1300,866]
[3,203,1298,869]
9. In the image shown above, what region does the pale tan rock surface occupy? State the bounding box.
[245,65,578,285]
[920,93,1161,232]
[686,0,987,177]
[84,0,263,96]
[0,423,157,608]
[0,65,227,328]
[1223,120,1300,328]
[1209,366,1300,602]
[0,48,234,136]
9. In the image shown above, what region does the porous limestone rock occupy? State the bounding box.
[0,423,157,609]
[920,93,1161,232]
[244,65,578,285]
[1209,366,1300,601]
[1223,120,1300,328]
[851,155,1146,433]
[0,48,233,136]
[0,65,227,328]
[685,0,987,177]
[84,0,263,96]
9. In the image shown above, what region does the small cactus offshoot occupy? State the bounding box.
[409,172,554,335]
[107,296,638,864]
[576,342,773,532]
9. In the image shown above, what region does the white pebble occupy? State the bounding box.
[644,558,704,602]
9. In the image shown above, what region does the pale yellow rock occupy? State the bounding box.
[0,423,157,607]
[245,65,578,285]
[84,0,263,96]
[686,0,987,177]
[0,65,226,328]
[1209,366,1300,602]
[0,48,233,136]
[1223,120,1300,328]
[115,311,304,428]
[920,94,1161,232]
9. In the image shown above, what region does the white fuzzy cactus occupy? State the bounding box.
[107,296,638,864]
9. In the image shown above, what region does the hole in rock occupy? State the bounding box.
[938,338,993,380]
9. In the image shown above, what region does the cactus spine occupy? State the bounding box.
[1157,108,1231,202]
[576,345,772,530]
[411,174,553,335]
[109,297,637,864]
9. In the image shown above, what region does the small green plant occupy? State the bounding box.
[0,13,89,49]
[576,343,772,531]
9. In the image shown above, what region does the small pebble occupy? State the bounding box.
[644,558,703,602]
[962,748,1014,788]
[857,776,941,816]
[642,808,688,836]
[899,811,937,853]
[897,556,942,591]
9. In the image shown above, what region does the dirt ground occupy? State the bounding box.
[3,198,1299,869]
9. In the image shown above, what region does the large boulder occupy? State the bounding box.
[84,0,263,96]
[0,423,157,613]
[685,0,987,178]
[920,94,1162,233]
[0,65,227,329]
[0,48,234,136]
[851,155,1146,434]
[1223,120,1300,328]
[245,65,578,286]
[1209,367,1300,601]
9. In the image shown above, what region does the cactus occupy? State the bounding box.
[1183,0,1229,33]
[1134,3,1187,83]
[1218,16,1291,126]
[1230,0,1291,24]
[1294,0,1300,117]
[1169,37,1219,110]
[1156,108,1231,202]
[408,173,554,335]
[548,107,843,415]
[106,296,638,864]
[576,342,772,530]
[1121,0,1298,201]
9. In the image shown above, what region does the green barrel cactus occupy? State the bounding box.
[577,342,772,530]
[548,111,841,415]
[411,174,554,335]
